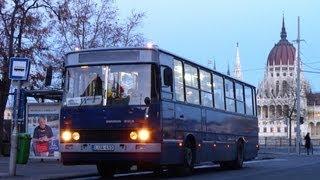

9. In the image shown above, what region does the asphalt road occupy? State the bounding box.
[69,154,320,180]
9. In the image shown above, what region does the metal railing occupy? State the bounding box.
[259,137,317,154]
[259,137,320,147]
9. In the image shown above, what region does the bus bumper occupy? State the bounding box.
[60,142,161,165]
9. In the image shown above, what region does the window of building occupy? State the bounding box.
[277,127,281,133]
[284,127,288,133]
[270,127,274,133]
[225,79,235,112]
[200,70,213,107]
[277,73,280,77]
[174,59,184,101]
[184,64,199,105]
[213,74,225,110]
[263,127,267,133]
[283,73,286,76]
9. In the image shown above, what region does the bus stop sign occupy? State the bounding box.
[9,57,30,80]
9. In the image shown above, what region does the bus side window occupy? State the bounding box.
[245,86,254,115]
[184,64,200,105]
[174,59,185,101]
[200,69,213,107]
[161,66,173,100]
[213,74,225,110]
[253,88,257,116]
[235,83,245,114]
[225,79,235,112]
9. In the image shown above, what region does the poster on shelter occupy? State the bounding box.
[26,103,61,159]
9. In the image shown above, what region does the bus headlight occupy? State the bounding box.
[130,131,138,140]
[138,129,150,141]
[72,132,80,141]
[62,131,72,141]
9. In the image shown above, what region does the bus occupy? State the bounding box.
[60,47,258,177]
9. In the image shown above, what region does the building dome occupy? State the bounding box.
[267,18,296,66]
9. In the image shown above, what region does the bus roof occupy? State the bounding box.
[66,47,256,88]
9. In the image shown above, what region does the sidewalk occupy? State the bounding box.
[0,157,98,180]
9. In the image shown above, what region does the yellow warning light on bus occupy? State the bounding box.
[62,131,72,142]
[138,129,150,141]
[72,132,80,141]
[130,131,138,140]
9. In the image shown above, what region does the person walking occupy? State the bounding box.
[304,133,311,155]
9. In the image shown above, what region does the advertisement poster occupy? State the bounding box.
[26,103,61,159]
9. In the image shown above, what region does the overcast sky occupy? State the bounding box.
[117,0,320,91]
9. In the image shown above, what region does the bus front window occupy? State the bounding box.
[65,64,152,106]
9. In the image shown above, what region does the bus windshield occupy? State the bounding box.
[64,64,152,106]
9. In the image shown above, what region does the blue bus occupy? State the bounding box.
[60,47,258,177]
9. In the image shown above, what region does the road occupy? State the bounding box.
[68,154,320,180]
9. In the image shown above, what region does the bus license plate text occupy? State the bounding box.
[92,145,115,151]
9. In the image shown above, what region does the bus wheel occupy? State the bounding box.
[219,161,231,169]
[231,142,244,169]
[96,162,116,178]
[176,140,195,176]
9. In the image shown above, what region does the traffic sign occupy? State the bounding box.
[9,57,30,80]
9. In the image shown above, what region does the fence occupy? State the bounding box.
[259,137,320,147]
[259,137,318,154]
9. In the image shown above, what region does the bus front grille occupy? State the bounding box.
[76,130,133,142]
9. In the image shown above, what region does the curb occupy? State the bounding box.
[0,172,99,180]
[40,173,99,180]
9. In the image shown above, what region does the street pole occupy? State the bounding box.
[9,81,21,176]
[295,16,301,154]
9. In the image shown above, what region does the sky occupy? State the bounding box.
[116,0,320,91]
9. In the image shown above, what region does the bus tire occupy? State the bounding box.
[176,140,196,176]
[96,162,116,178]
[231,142,244,169]
[219,161,231,169]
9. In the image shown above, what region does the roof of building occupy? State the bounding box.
[267,17,296,66]
[306,93,320,106]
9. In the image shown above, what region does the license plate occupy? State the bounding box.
[92,144,115,151]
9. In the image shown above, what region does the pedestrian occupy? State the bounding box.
[304,132,311,155]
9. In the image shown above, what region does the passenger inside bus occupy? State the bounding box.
[107,83,130,105]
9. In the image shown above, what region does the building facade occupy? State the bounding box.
[306,93,320,138]
[257,17,310,138]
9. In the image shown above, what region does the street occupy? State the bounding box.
[54,154,320,180]
[86,155,320,180]
[2,153,320,179]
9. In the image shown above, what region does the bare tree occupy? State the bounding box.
[40,0,146,88]
[0,0,146,155]
[44,0,145,51]
[269,81,307,146]
[0,0,52,154]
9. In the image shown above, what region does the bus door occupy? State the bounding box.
[159,53,175,140]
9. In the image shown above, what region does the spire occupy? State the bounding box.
[233,42,243,80]
[227,61,230,76]
[281,14,287,39]
[213,59,216,70]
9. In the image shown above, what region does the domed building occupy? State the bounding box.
[257,17,310,140]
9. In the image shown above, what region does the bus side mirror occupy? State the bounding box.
[163,67,173,87]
